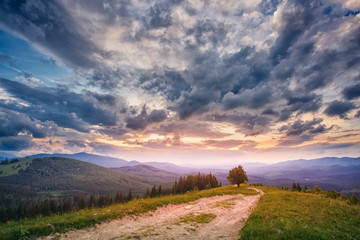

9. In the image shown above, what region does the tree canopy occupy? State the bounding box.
[227,165,248,187]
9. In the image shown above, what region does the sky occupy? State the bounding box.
[0,0,359,166]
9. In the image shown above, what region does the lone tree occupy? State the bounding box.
[227,165,248,187]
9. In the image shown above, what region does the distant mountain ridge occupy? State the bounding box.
[246,157,360,193]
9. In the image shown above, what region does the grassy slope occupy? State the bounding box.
[0,157,172,196]
[240,186,360,240]
[0,158,33,176]
[0,185,257,240]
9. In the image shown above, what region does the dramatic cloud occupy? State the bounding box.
[0,78,120,130]
[0,0,359,163]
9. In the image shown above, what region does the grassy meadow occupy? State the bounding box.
[240,186,360,240]
[0,185,256,240]
[1,184,359,240]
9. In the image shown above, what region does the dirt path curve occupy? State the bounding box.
[42,188,263,240]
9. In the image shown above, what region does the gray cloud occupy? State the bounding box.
[324,100,356,119]
[126,106,167,130]
[210,113,272,136]
[261,109,279,116]
[0,0,103,69]
[222,84,274,110]
[0,108,57,138]
[342,83,360,100]
[146,3,172,29]
[0,135,34,151]
[279,118,327,136]
[355,110,360,118]
[270,0,319,65]
[0,78,120,131]
[278,93,323,121]
[187,19,228,47]
[152,122,231,139]
[277,134,314,146]
[0,0,359,155]
[277,118,334,146]
[258,0,282,15]
[137,70,190,102]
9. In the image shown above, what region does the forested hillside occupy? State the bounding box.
[0,157,172,206]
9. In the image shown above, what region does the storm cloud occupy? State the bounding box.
[0,0,359,161]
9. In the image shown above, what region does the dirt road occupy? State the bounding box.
[42,188,263,240]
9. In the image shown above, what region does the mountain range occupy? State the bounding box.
[2,152,360,195]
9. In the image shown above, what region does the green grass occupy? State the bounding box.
[240,186,360,240]
[0,158,33,176]
[211,196,243,209]
[180,213,217,224]
[0,185,257,240]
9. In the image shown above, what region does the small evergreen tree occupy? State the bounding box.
[347,194,359,205]
[98,195,106,207]
[158,185,162,196]
[127,189,133,202]
[77,196,86,210]
[17,201,23,220]
[114,192,123,203]
[314,185,322,194]
[89,194,96,208]
[144,188,150,198]
[106,193,112,205]
[296,183,302,192]
[50,199,58,213]
[150,185,157,198]
[63,198,72,212]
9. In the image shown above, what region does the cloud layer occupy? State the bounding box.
[0,0,359,163]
